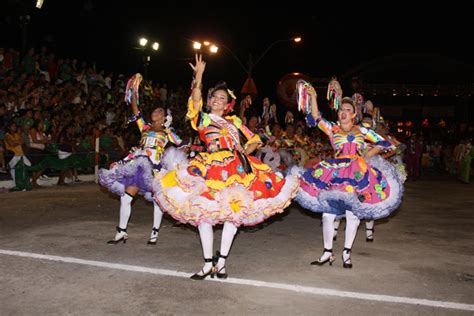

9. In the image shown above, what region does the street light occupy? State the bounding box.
[192,41,218,54]
[190,37,301,96]
[139,37,148,47]
[136,37,160,80]
[209,45,219,53]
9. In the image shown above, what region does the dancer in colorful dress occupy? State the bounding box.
[99,74,181,245]
[333,114,407,243]
[153,55,299,279]
[295,83,403,268]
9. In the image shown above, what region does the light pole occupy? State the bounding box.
[242,37,301,97]
[136,37,159,80]
[249,37,301,78]
[192,37,301,97]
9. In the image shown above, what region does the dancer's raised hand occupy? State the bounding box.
[189,53,206,76]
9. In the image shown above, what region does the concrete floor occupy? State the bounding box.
[0,176,473,315]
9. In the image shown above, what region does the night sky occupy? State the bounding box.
[3,1,473,100]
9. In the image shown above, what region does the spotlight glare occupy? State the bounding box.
[139,38,148,47]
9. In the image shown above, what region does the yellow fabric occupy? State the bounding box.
[186,98,203,130]
[161,170,178,188]
[358,157,368,174]
[188,149,273,190]
[226,115,242,128]
[5,133,23,155]
[244,134,263,150]
[205,173,257,190]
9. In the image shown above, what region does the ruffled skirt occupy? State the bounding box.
[153,148,299,227]
[99,153,159,202]
[295,155,403,220]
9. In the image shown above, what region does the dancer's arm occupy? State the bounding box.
[188,53,206,114]
[187,54,206,129]
[308,86,320,120]
[361,127,395,159]
[130,93,139,116]
[305,86,333,136]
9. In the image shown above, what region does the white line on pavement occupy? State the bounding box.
[1,249,473,312]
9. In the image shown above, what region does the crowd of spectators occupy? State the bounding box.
[1,46,473,191]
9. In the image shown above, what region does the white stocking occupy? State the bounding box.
[320,213,336,261]
[343,210,360,263]
[333,218,341,239]
[150,201,163,240]
[197,222,214,274]
[322,213,336,250]
[119,193,133,229]
[217,222,238,272]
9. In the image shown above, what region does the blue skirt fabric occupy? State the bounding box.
[295,155,404,220]
[98,155,160,202]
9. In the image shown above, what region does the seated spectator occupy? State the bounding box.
[28,120,51,188]
[4,122,32,190]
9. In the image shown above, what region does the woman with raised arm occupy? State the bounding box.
[295,84,403,268]
[99,74,181,245]
[153,55,299,280]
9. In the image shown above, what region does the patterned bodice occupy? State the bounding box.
[139,129,168,150]
[187,98,262,153]
[306,114,394,158]
[197,121,239,152]
[128,113,181,164]
[332,130,372,157]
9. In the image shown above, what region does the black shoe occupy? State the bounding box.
[310,248,335,266]
[366,228,374,242]
[107,226,128,244]
[342,248,352,268]
[214,251,228,279]
[190,258,215,280]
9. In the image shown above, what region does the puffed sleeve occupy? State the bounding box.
[360,127,396,151]
[232,115,262,150]
[305,113,334,136]
[186,97,210,130]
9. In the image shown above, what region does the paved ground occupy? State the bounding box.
[0,175,473,315]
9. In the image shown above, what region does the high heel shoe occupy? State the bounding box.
[147,227,159,245]
[310,248,335,266]
[190,258,215,280]
[214,251,228,279]
[107,226,128,244]
[342,247,353,268]
[366,228,374,242]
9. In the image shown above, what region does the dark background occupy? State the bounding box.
[2,1,473,110]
